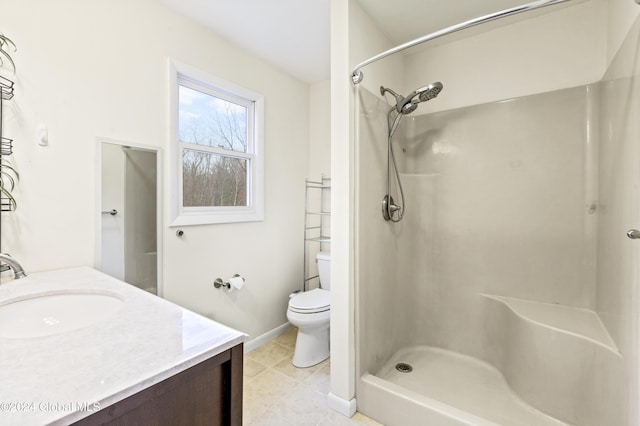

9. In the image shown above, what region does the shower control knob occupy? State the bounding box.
[627,229,640,239]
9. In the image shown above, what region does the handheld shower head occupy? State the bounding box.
[379,80,445,223]
[401,82,443,113]
[381,82,443,115]
[416,82,443,102]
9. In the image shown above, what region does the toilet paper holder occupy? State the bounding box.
[214,274,245,290]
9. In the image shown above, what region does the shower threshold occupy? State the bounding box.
[360,346,569,426]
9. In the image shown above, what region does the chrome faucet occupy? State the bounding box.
[0,253,27,279]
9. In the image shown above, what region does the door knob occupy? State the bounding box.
[627,229,640,239]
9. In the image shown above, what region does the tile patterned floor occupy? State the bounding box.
[243,327,382,425]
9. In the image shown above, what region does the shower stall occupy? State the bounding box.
[350,1,640,425]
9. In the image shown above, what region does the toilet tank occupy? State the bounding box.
[316,251,331,290]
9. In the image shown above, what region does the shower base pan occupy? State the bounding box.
[358,346,568,426]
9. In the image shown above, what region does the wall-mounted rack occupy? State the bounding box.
[0,74,16,213]
[302,177,331,291]
[0,76,14,100]
[1,137,12,156]
[0,74,14,270]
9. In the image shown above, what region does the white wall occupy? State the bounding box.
[0,0,310,340]
[349,2,405,100]
[304,80,331,292]
[309,80,331,179]
[399,0,640,116]
[403,0,607,114]
[607,0,640,63]
[328,0,355,415]
[329,0,407,415]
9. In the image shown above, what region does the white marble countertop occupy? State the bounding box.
[0,267,246,426]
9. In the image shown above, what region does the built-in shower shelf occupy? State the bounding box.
[482,294,619,355]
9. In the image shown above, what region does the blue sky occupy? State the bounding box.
[178,85,247,152]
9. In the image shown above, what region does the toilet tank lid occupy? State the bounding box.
[316,251,331,261]
[289,288,330,311]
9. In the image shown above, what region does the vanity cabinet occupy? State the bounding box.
[73,344,243,426]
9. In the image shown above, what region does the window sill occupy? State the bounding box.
[169,209,264,227]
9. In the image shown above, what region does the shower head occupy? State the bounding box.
[415,82,443,102]
[401,82,443,114]
[380,82,444,115]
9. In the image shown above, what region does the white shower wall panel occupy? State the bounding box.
[597,12,640,424]
[356,84,603,421]
[399,86,596,356]
[356,87,412,374]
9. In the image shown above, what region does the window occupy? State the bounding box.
[170,61,264,226]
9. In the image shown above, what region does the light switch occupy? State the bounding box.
[37,124,48,146]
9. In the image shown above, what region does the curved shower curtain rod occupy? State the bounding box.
[351,0,575,85]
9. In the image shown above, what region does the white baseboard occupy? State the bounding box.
[327,392,357,417]
[244,322,292,353]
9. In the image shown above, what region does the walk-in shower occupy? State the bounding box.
[380,83,443,222]
[350,0,640,425]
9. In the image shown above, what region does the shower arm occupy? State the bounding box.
[351,0,573,85]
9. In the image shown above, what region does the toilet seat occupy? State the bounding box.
[288,288,330,314]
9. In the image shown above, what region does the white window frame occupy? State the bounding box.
[169,60,264,226]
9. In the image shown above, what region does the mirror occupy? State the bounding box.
[97,138,162,295]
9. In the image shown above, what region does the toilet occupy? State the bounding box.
[287,251,331,368]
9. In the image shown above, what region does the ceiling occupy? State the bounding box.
[161,0,330,84]
[160,0,581,84]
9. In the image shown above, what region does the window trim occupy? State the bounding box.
[169,59,264,226]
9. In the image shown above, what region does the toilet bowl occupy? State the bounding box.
[287,251,331,367]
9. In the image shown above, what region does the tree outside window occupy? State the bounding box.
[179,82,253,208]
[170,63,264,226]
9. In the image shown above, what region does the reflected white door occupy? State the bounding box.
[101,143,125,280]
[99,141,160,295]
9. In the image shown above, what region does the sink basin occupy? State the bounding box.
[0,292,124,338]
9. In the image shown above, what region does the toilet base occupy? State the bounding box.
[292,325,330,368]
